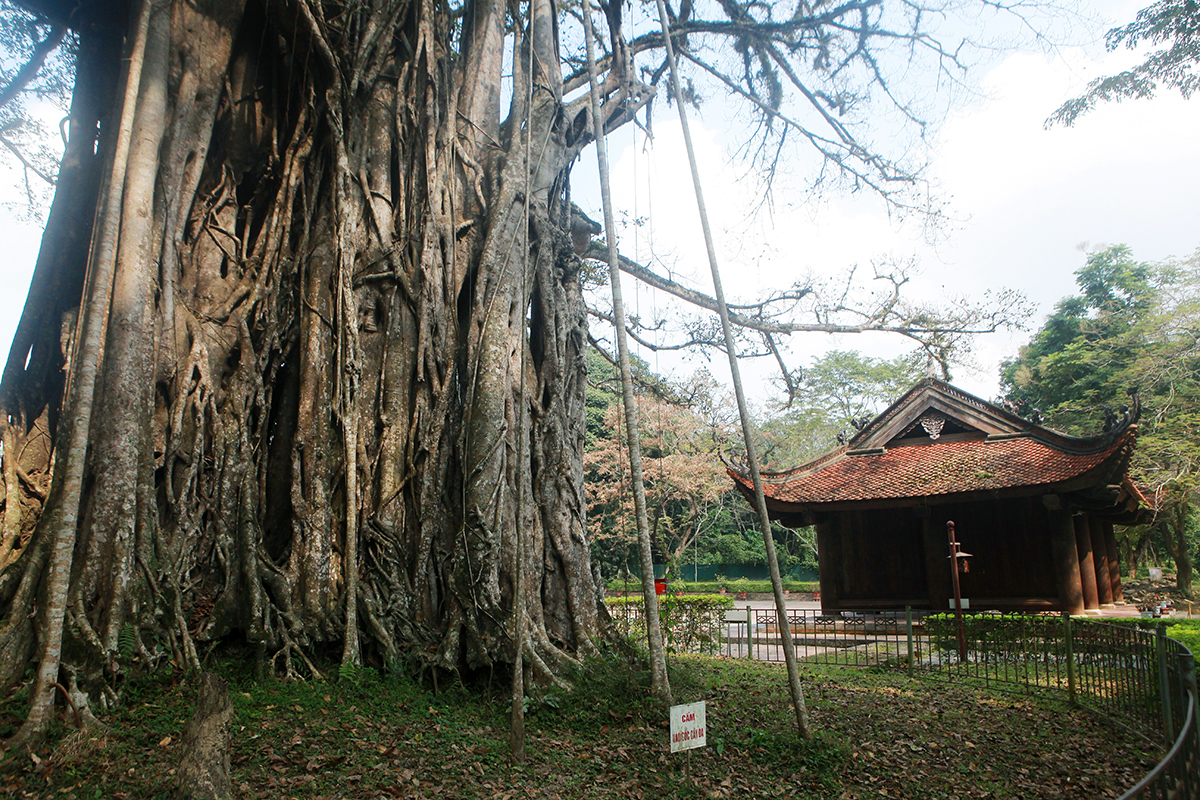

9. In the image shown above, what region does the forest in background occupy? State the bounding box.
[584,243,1200,594]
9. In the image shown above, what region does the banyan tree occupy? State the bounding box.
[0,0,1033,739]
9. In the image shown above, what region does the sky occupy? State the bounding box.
[571,0,1200,406]
[1,0,1198,411]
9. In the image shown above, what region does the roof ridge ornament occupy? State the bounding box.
[919,411,947,440]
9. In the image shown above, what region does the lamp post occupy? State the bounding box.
[947,520,971,663]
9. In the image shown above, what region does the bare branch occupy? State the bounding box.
[0,23,66,111]
[608,251,1029,338]
[0,132,55,185]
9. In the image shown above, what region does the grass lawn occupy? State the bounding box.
[0,652,1159,799]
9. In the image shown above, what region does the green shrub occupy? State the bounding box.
[923,613,1064,658]
[605,594,734,654]
[1165,620,1200,659]
[604,578,819,594]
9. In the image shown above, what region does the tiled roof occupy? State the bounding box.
[729,428,1136,508]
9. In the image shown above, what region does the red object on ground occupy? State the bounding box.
[654,578,667,595]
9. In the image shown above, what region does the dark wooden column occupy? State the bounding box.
[922,510,951,611]
[1074,514,1100,610]
[1102,520,1125,603]
[1047,499,1084,614]
[1089,515,1114,606]
[815,519,841,613]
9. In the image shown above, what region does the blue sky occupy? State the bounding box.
[2,0,1197,408]
[574,6,1200,404]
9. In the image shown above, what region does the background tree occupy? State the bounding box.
[0,0,73,216]
[0,0,1040,739]
[584,348,929,578]
[1048,0,1200,126]
[758,349,930,469]
[586,392,729,576]
[1001,244,1200,594]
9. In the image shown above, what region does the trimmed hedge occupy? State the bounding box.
[1166,620,1200,658]
[605,594,734,654]
[923,613,1063,656]
[605,578,819,595]
[924,613,1200,662]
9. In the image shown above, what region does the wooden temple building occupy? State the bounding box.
[729,379,1147,614]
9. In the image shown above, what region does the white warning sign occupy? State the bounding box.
[669,701,706,753]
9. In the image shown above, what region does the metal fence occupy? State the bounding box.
[714,607,1199,799]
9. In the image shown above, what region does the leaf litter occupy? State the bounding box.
[0,654,1159,798]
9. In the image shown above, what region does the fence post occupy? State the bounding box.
[746,605,753,661]
[1181,649,1198,701]
[1179,649,1198,799]
[1157,625,1175,743]
[906,606,914,678]
[1062,611,1077,705]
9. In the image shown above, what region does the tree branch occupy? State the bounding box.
[0,133,56,185]
[0,23,66,111]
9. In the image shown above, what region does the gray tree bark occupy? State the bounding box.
[0,0,646,738]
[176,672,233,800]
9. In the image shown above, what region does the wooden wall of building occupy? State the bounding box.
[815,496,1124,613]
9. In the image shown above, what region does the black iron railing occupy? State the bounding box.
[607,597,1199,795]
[712,606,1199,798]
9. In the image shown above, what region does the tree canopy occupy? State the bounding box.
[0,0,74,214]
[1001,244,1200,592]
[758,348,929,468]
[1048,0,1200,126]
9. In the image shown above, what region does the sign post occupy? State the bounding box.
[669,701,706,753]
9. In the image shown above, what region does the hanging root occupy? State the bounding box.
[50,683,81,729]
[532,622,581,674]
[523,638,572,692]
[270,636,324,681]
[170,572,202,673]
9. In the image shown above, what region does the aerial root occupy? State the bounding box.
[50,682,81,728]
[524,641,571,692]
[271,639,324,681]
[532,623,581,673]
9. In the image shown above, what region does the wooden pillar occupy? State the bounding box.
[921,510,951,611]
[814,519,840,613]
[1074,514,1100,610]
[1090,515,1114,606]
[1047,499,1084,614]
[1103,520,1125,603]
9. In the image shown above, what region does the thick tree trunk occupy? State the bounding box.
[0,0,644,728]
[176,672,233,800]
[1163,502,1194,598]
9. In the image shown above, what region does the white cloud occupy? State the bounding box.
[577,37,1200,404]
[3,8,1197,411]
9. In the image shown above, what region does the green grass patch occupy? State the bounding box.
[1166,619,1200,658]
[0,651,1158,799]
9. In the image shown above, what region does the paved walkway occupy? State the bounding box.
[616,589,1198,619]
[718,598,1192,620]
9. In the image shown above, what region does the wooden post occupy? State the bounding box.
[1089,515,1114,606]
[948,521,967,664]
[921,510,951,611]
[815,520,840,613]
[1074,515,1100,610]
[1047,499,1084,615]
[1102,520,1125,603]
[905,605,914,678]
